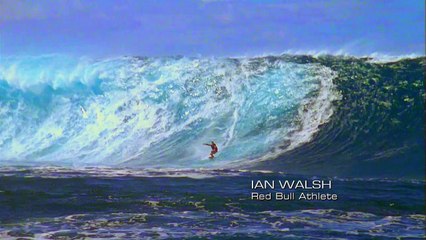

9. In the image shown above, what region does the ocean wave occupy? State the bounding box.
[0,54,424,178]
[0,55,337,168]
[258,55,425,178]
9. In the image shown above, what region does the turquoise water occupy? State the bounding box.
[0,55,337,168]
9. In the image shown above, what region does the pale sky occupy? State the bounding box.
[0,0,424,57]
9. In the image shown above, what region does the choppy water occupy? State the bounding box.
[0,167,424,239]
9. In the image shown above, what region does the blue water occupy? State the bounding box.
[0,55,338,168]
[0,167,424,239]
[0,54,424,239]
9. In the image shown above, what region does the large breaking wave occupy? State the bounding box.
[0,55,338,168]
[0,54,424,178]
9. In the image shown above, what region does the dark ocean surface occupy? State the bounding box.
[0,168,424,239]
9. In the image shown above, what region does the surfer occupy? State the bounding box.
[203,141,218,159]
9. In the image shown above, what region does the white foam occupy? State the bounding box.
[228,64,340,168]
[0,55,340,168]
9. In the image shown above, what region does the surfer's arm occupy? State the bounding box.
[203,143,211,146]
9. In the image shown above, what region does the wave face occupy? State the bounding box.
[258,55,425,178]
[0,55,337,167]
